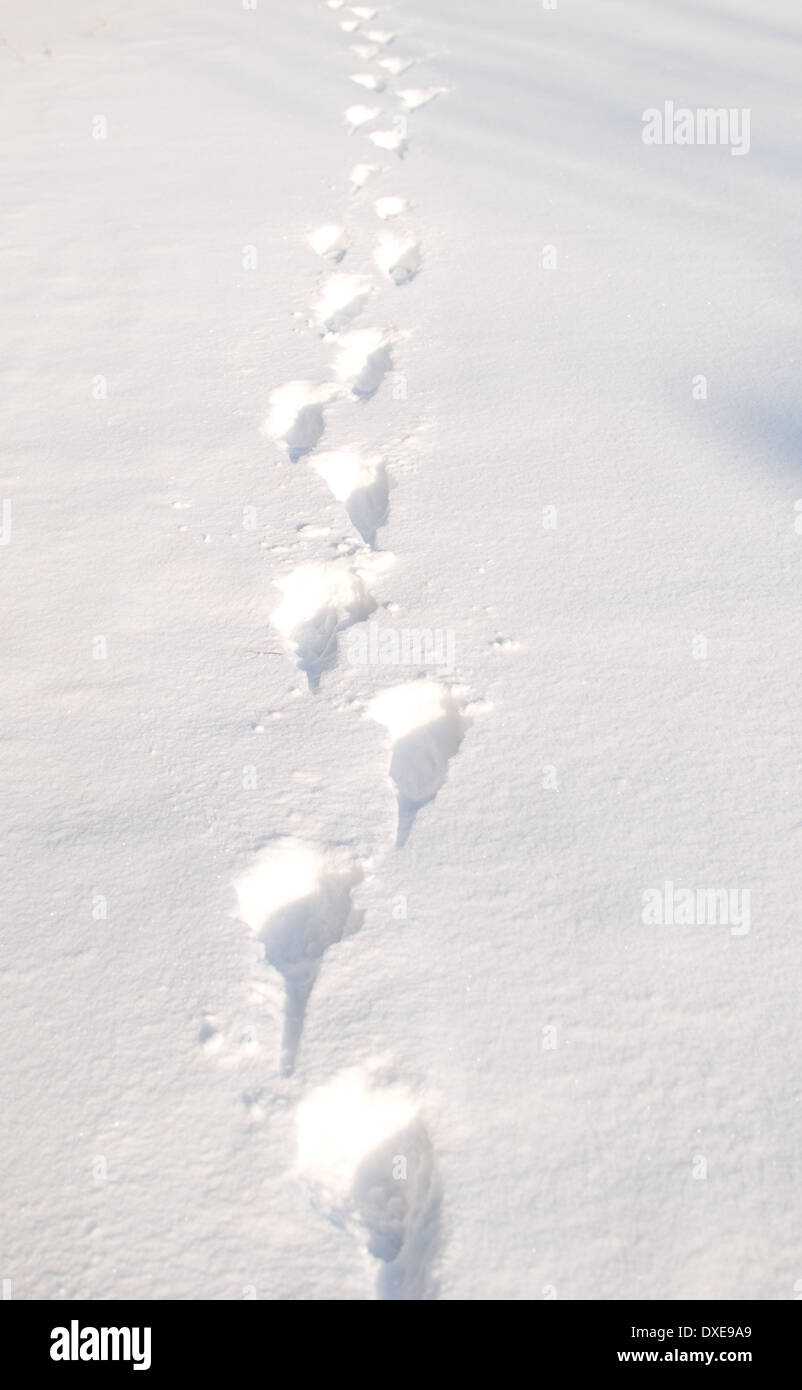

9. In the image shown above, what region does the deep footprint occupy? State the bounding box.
[315,273,372,334]
[336,327,394,398]
[350,72,386,93]
[273,560,378,690]
[313,448,391,546]
[308,225,348,263]
[375,196,409,220]
[379,56,415,76]
[369,128,408,157]
[264,381,340,461]
[370,682,467,846]
[297,1065,441,1299]
[350,162,383,191]
[397,87,448,111]
[235,840,365,1076]
[375,234,422,285]
[345,103,382,131]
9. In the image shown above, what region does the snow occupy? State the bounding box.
[307,224,348,263]
[296,1067,418,1194]
[1,0,801,1301]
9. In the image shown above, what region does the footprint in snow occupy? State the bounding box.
[297,1065,441,1300]
[369,127,408,157]
[351,43,381,61]
[272,559,379,691]
[379,56,415,76]
[308,225,348,263]
[234,840,365,1077]
[350,73,386,93]
[315,273,372,334]
[369,681,468,847]
[350,162,383,191]
[375,196,409,220]
[261,380,339,461]
[335,326,394,398]
[345,103,382,131]
[375,234,422,285]
[263,380,340,461]
[313,448,392,547]
[397,88,449,111]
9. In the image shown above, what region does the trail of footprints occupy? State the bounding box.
[213,2,473,1299]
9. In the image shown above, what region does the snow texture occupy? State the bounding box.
[1,0,801,1302]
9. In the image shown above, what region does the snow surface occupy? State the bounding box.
[1,0,802,1300]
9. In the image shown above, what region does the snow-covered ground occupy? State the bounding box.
[2,0,801,1300]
